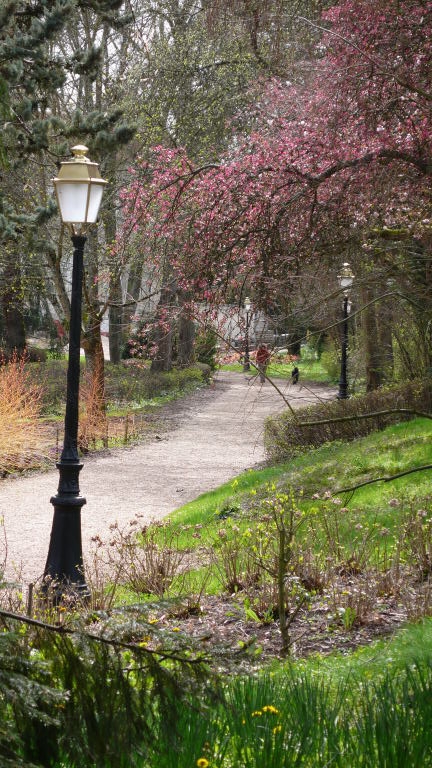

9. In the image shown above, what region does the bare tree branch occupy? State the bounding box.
[336,465,432,495]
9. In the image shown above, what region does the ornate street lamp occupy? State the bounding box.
[337,262,354,400]
[43,145,107,598]
[243,296,252,372]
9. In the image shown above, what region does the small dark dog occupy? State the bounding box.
[291,366,299,384]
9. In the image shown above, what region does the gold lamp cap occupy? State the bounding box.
[71,145,90,162]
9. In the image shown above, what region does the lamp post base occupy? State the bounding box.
[43,460,89,602]
[337,389,349,400]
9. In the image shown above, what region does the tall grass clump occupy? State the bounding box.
[215,663,432,767]
[0,355,46,473]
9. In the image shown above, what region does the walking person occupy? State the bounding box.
[256,343,271,383]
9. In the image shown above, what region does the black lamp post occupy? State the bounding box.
[43,145,107,598]
[337,262,354,400]
[243,296,252,372]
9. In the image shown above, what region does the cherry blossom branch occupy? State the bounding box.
[297,14,432,103]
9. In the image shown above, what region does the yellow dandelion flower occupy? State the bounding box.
[251,710,263,717]
[262,705,279,714]
[197,759,209,768]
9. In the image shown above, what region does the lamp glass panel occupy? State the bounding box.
[86,184,104,223]
[56,182,90,223]
[340,276,353,289]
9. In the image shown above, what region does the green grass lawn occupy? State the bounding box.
[220,357,334,383]
[169,416,432,541]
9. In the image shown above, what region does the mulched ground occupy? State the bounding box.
[132,568,430,662]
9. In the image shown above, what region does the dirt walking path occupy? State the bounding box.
[1,371,336,584]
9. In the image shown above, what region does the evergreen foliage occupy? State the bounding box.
[0,609,214,767]
[0,0,135,238]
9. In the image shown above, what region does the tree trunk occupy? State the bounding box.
[121,261,143,353]
[150,259,175,372]
[82,316,106,433]
[82,230,106,414]
[378,300,394,381]
[177,293,195,367]
[108,288,122,363]
[362,283,382,391]
[2,254,26,353]
[150,283,174,372]
[103,159,122,364]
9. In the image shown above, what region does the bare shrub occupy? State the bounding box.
[400,579,432,622]
[0,515,27,612]
[295,546,332,594]
[212,523,261,593]
[78,369,108,452]
[0,515,6,578]
[374,532,404,597]
[0,580,26,613]
[0,524,25,613]
[401,503,432,580]
[0,354,46,473]
[107,518,187,597]
[329,575,379,629]
[315,502,379,576]
[83,534,124,612]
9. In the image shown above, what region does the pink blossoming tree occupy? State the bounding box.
[120,0,432,377]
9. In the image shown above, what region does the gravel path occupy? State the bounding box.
[1,371,336,584]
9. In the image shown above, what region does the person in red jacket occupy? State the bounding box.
[256,343,271,383]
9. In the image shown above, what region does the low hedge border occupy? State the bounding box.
[264,379,432,462]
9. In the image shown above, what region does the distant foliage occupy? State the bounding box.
[120,0,431,311]
[195,327,218,370]
[27,361,208,415]
[104,362,207,405]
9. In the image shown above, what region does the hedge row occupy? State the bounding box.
[28,361,211,413]
[264,379,432,462]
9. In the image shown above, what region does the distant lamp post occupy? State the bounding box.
[337,262,354,400]
[43,145,107,598]
[243,296,252,371]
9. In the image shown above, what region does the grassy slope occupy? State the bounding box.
[167,416,432,677]
[170,416,432,531]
